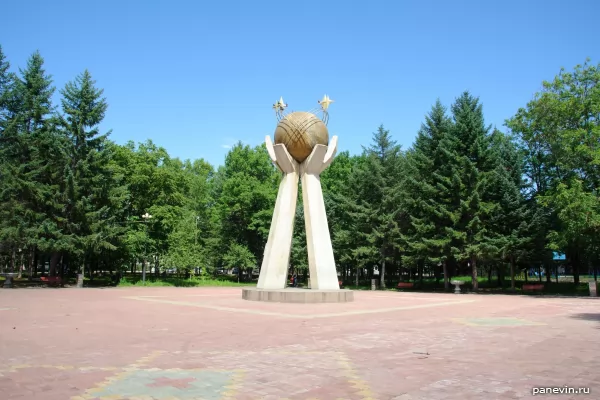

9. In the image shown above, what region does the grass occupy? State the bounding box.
[367,275,597,296]
[1,272,597,296]
[117,275,255,288]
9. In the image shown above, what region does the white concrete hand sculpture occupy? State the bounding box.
[257,135,339,290]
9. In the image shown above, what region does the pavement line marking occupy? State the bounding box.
[451,317,547,327]
[75,350,166,400]
[134,294,238,298]
[303,300,477,318]
[123,296,476,319]
[336,352,377,400]
[221,369,246,399]
[370,295,457,301]
[3,365,122,374]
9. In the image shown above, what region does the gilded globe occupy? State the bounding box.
[274,111,329,163]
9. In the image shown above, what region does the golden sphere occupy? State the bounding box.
[274,111,329,163]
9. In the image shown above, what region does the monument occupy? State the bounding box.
[242,95,354,303]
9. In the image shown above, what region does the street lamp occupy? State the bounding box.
[142,212,153,283]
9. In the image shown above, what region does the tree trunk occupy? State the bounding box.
[572,252,580,285]
[355,266,359,286]
[510,256,516,291]
[443,260,449,290]
[59,254,64,285]
[49,252,60,277]
[28,247,35,279]
[17,250,23,279]
[487,264,492,284]
[380,258,386,289]
[471,257,479,291]
[538,264,542,283]
[33,250,39,277]
[546,262,552,283]
[497,264,502,287]
[142,259,146,283]
[10,247,16,273]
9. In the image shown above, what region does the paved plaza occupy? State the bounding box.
[0,287,599,399]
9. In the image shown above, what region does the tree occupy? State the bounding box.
[349,125,404,288]
[0,50,67,277]
[223,243,256,282]
[321,151,356,284]
[447,92,494,291]
[403,100,454,289]
[486,130,537,290]
[0,45,17,128]
[59,69,127,276]
[540,179,600,284]
[216,142,278,275]
[506,60,600,284]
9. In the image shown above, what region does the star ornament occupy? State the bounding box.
[272,96,287,112]
[318,94,334,111]
[278,96,288,109]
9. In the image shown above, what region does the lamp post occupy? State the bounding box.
[142,212,153,283]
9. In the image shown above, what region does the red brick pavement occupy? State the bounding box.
[0,287,599,399]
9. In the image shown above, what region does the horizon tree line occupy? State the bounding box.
[1,45,599,289]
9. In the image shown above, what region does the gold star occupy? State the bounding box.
[318,94,334,111]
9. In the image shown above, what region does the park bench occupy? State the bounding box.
[522,283,544,292]
[397,282,414,290]
[40,276,63,287]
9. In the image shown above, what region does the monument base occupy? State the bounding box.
[242,287,354,303]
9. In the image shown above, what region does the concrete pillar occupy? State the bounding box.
[257,141,299,290]
[300,141,339,290]
[256,136,340,291]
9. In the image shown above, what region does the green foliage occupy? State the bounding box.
[506,59,600,284]
[0,46,597,292]
[346,125,405,288]
[402,100,454,287]
[118,276,254,287]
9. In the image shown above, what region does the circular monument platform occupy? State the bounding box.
[242,288,354,303]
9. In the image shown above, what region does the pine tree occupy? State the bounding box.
[486,130,537,289]
[59,69,125,273]
[0,45,18,270]
[0,45,16,127]
[350,125,403,288]
[447,92,494,291]
[403,100,454,289]
[0,51,65,275]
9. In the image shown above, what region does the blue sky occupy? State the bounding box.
[1,0,598,167]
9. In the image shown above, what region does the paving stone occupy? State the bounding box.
[0,287,599,399]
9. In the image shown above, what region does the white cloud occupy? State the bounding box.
[221,144,232,149]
